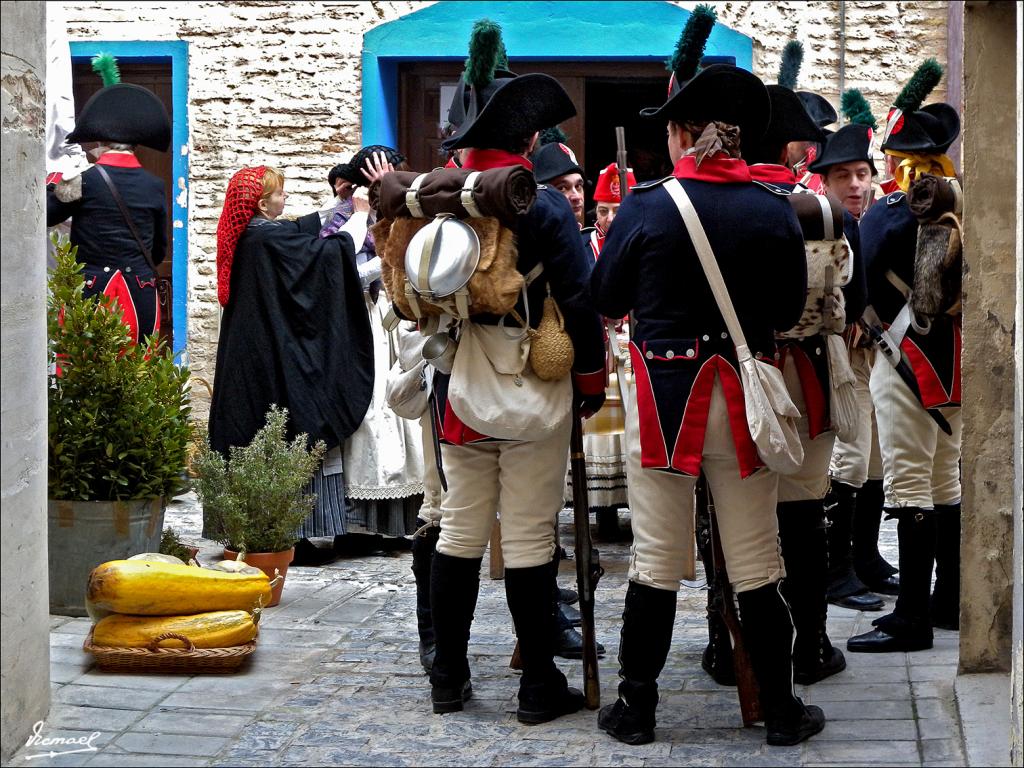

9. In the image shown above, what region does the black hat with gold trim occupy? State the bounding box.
[66,53,171,152]
[441,20,575,152]
[639,5,769,150]
[880,59,960,154]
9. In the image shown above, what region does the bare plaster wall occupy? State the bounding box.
[1,0,52,761]
[58,1,950,416]
[959,0,1017,674]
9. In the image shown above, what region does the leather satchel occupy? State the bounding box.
[664,178,804,475]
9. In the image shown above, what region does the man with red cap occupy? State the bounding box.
[583,163,636,260]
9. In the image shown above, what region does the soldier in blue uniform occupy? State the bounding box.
[697,57,870,690]
[847,61,962,652]
[47,54,170,345]
[592,7,824,747]
[425,21,606,724]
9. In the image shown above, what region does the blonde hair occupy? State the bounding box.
[259,166,285,205]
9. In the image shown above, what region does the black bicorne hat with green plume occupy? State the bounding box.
[810,89,878,175]
[640,5,769,150]
[747,39,824,163]
[66,52,171,151]
[881,58,959,154]
[442,19,575,152]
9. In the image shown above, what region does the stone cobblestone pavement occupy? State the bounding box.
[12,494,966,767]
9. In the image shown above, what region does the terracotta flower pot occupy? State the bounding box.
[223,547,294,607]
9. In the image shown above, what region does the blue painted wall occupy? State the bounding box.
[361,1,752,146]
[70,40,190,359]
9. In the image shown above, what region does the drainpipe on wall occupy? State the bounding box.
[838,0,846,126]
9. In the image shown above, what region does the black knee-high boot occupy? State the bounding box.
[411,519,440,673]
[701,600,736,686]
[930,503,961,630]
[825,483,884,610]
[852,479,899,592]
[505,559,584,725]
[736,584,826,746]
[598,581,677,745]
[847,508,935,653]
[429,552,483,713]
[777,500,847,684]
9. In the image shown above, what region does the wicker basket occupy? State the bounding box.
[84,628,256,674]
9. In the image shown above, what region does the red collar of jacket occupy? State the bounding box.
[879,178,900,195]
[96,153,142,168]
[462,149,533,172]
[748,163,798,184]
[673,154,751,183]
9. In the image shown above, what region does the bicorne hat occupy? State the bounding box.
[881,59,960,155]
[441,20,575,152]
[65,53,170,151]
[810,89,878,175]
[532,142,585,185]
[639,5,769,150]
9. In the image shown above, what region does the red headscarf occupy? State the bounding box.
[216,166,267,306]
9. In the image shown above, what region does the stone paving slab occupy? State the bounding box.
[10,494,972,767]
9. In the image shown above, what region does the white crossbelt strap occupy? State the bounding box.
[460,172,483,218]
[816,194,835,240]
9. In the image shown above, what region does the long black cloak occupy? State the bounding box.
[209,218,374,454]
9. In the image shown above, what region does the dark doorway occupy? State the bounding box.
[584,77,673,185]
[71,61,174,349]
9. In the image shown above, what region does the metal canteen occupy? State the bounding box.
[422,332,457,375]
[404,214,481,299]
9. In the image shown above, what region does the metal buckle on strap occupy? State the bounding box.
[405,173,428,218]
[460,172,483,218]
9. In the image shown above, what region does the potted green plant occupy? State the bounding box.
[193,406,325,606]
[47,236,192,616]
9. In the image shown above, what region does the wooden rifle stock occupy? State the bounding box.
[695,475,762,726]
[570,406,602,709]
[615,126,629,200]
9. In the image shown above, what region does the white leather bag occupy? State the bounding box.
[664,178,804,475]
[447,320,571,442]
[385,324,431,420]
[825,334,860,443]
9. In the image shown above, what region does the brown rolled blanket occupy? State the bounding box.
[377,166,537,230]
[908,173,961,222]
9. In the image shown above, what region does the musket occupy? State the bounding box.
[570,403,603,709]
[615,126,629,201]
[695,474,762,726]
[859,305,952,435]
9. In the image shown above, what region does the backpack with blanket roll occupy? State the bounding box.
[371,166,536,320]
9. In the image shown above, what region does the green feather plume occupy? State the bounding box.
[777,40,803,90]
[539,126,568,146]
[841,89,878,129]
[496,39,509,71]
[668,4,717,82]
[91,52,120,87]
[464,19,505,90]
[894,58,942,113]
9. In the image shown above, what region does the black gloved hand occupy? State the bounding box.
[576,391,606,420]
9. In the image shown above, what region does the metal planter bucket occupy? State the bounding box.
[47,498,166,616]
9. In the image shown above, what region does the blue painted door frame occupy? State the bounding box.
[70,40,189,358]
[361,1,752,147]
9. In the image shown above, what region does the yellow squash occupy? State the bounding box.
[87,560,271,615]
[93,610,258,648]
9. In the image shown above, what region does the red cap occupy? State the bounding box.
[593,163,636,203]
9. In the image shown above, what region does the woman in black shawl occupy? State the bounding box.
[207,165,374,559]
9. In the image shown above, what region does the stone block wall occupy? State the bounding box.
[58,1,951,411]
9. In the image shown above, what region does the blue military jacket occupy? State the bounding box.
[860,191,960,408]
[591,157,807,477]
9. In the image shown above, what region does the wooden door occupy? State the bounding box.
[72,62,174,348]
